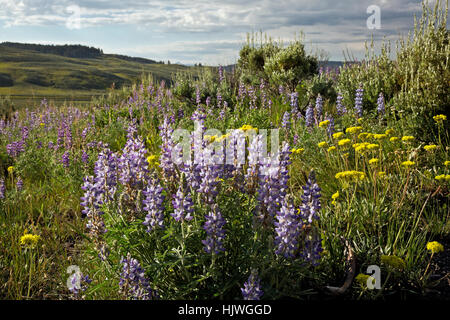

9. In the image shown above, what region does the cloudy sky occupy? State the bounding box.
[0,0,444,65]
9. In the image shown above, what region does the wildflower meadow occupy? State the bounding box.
[0,0,449,302]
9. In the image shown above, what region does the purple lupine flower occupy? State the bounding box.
[377,92,385,116]
[81,151,89,164]
[238,83,246,102]
[290,92,299,111]
[202,209,226,254]
[6,140,24,158]
[57,123,65,150]
[198,147,221,204]
[206,96,211,108]
[142,178,165,232]
[118,136,148,188]
[281,111,291,130]
[355,84,364,118]
[171,185,194,222]
[293,134,299,146]
[119,253,156,300]
[241,271,264,300]
[256,142,290,223]
[0,179,5,199]
[62,151,70,168]
[159,117,176,180]
[68,272,92,299]
[274,199,301,258]
[21,126,29,141]
[336,92,346,115]
[81,176,108,261]
[315,94,323,122]
[326,115,335,136]
[48,141,54,150]
[94,148,118,201]
[218,65,225,83]
[305,104,314,127]
[196,86,201,106]
[301,235,323,266]
[299,170,321,223]
[16,177,23,191]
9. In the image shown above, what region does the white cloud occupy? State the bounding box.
[0,0,438,63]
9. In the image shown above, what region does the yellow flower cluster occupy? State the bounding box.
[444,161,450,166]
[355,273,374,288]
[377,171,386,178]
[7,166,14,174]
[423,144,438,152]
[381,255,406,270]
[338,139,351,146]
[319,120,330,128]
[401,161,415,168]
[435,174,450,181]
[426,241,444,254]
[327,146,336,152]
[369,158,379,165]
[353,142,378,152]
[332,132,344,139]
[291,148,304,154]
[239,124,257,132]
[401,136,415,142]
[147,155,160,167]
[385,129,394,135]
[20,231,41,248]
[433,114,447,122]
[373,133,387,140]
[389,137,399,142]
[331,191,339,205]
[335,170,366,182]
[318,141,328,148]
[345,126,363,134]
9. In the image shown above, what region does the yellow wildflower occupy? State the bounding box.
[426,241,444,254]
[381,255,405,270]
[318,141,328,148]
[369,158,379,165]
[401,136,415,142]
[20,232,40,248]
[444,161,450,166]
[358,132,369,140]
[355,273,374,288]
[7,166,14,174]
[338,139,351,146]
[389,137,399,142]
[433,114,447,122]
[335,170,366,182]
[240,124,257,132]
[40,122,45,127]
[327,146,336,152]
[346,126,363,134]
[291,148,304,154]
[401,161,415,168]
[332,132,344,139]
[331,191,339,205]
[435,174,445,181]
[377,171,386,178]
[424,144,438,152]
[385,129,394,135]
[366,143,379,150]
[319,120,330,128]
[147,155,160,167]
[373,133,387,140]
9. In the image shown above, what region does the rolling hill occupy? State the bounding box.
[0,42,193,107]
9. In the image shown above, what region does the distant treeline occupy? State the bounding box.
[0,42,103,59]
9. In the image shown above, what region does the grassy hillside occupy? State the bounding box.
[0,44,192,107]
